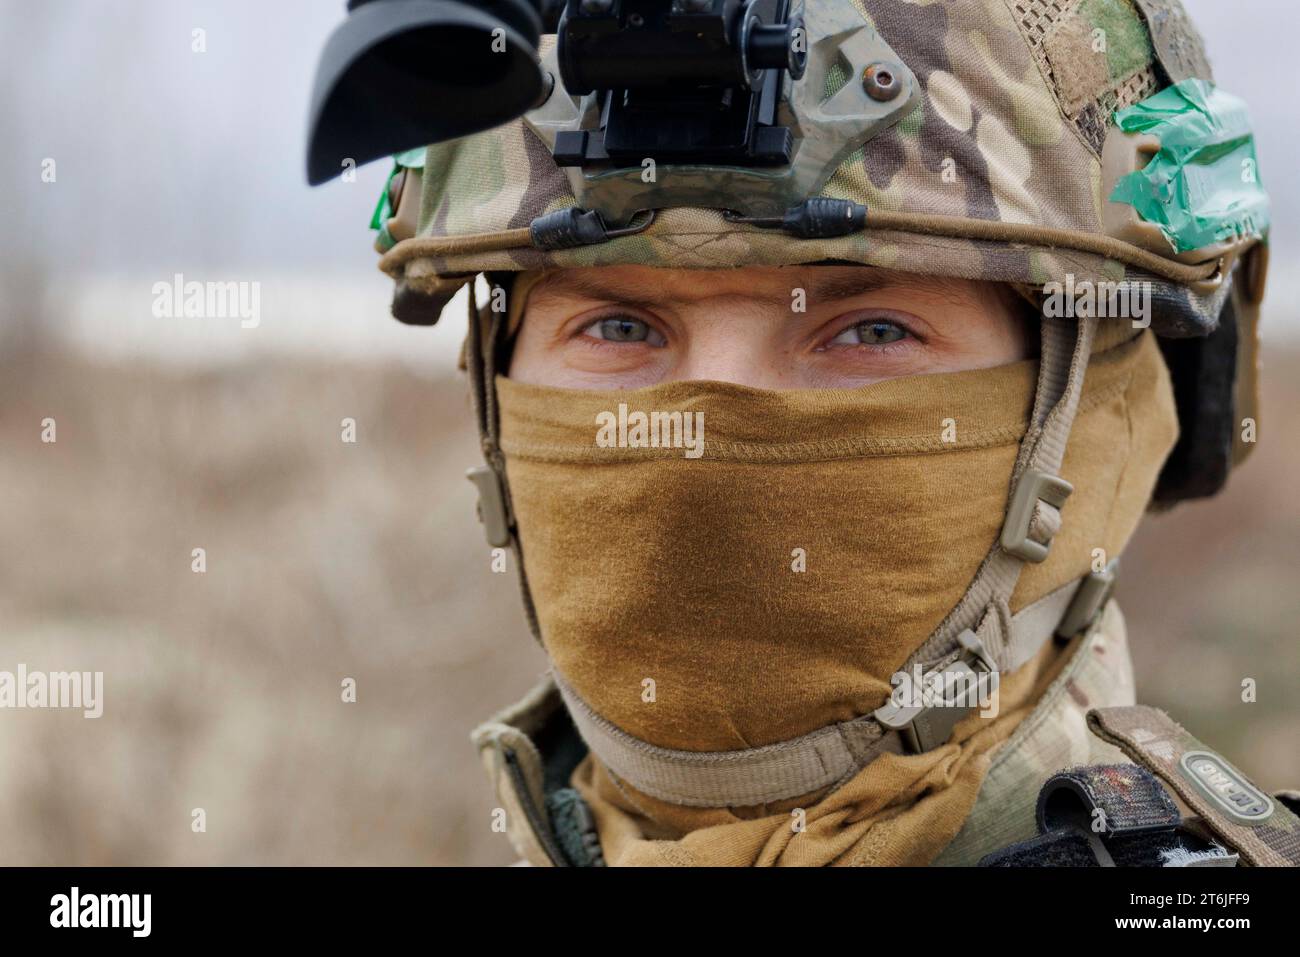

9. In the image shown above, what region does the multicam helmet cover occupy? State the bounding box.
[366,0,1267,501]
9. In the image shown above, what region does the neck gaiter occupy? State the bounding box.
[494,329,1177,865]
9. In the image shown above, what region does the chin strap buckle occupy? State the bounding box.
[1000,468,1073,563]
[874,630,1000,753]
[466,465,512,548]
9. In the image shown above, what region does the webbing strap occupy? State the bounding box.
[988,575,1086,672]
[465,279,547,645]
[465,279,500,464]
[553,577,1089,808]
[552,669,902,809]
[909,317,1098,674]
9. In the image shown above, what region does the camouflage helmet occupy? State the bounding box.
[334,0,1269,503]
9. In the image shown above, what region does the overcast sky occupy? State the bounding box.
[2,0,1296,357]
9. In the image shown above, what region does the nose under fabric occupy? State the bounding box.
[497,361,1039,752]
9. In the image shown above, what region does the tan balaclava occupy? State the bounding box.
[488,273,1178,865]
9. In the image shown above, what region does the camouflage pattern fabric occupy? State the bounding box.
[383,0,1224,297]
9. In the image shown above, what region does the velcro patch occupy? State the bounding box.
[1045,0,1155,116]
[1131,0,1214,84]
[1038,764,1181,835]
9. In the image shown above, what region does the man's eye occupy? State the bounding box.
[582,316,666,346]
[830,320,909,347]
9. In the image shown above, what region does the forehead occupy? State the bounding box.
[525,264,987,311]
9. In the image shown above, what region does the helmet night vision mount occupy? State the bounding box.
[306,0,919,224]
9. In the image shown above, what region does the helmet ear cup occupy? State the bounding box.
[1152,286,1243,504]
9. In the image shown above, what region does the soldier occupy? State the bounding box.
[308,0,1297,866]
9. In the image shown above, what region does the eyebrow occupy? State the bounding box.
[801,271,897,303]
[528,267,912,311]
[530,273,669,311]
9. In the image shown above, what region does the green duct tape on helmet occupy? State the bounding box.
[370,168,395,233]
[392,147,426,169]
[1110,79,1269,254]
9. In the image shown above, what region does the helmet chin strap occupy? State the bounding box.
[464,276,1103,808]
[908,314,1098,673]
[465,276,545,645]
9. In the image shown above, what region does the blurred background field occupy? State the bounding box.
[1,1,1297,865]
[0,312,547,865]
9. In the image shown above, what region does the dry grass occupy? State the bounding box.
[0,342,545,864]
